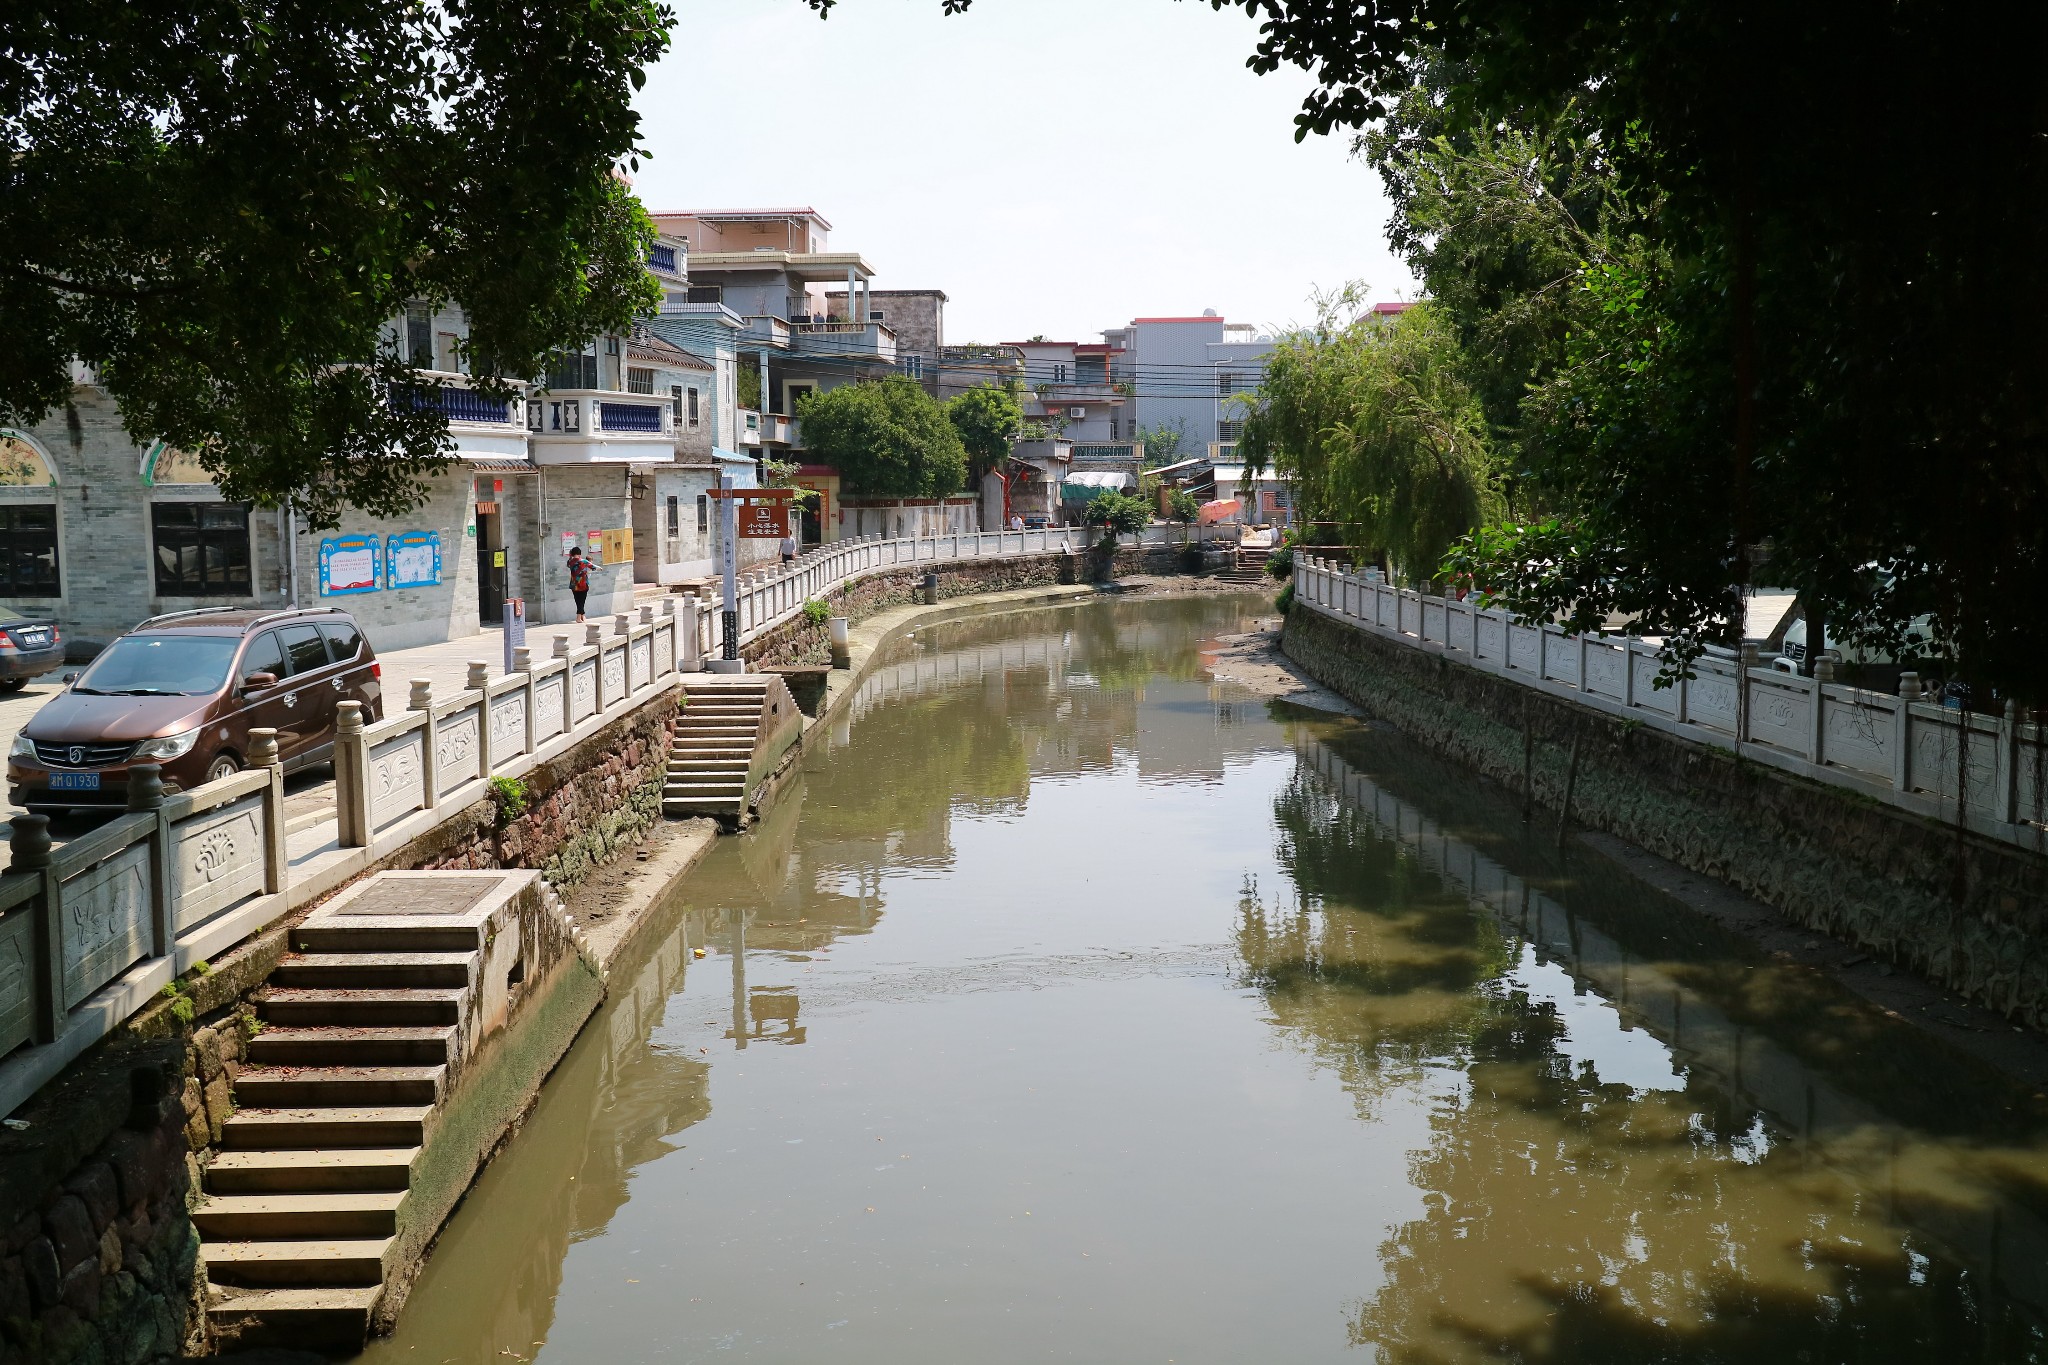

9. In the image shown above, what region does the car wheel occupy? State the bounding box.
[0,678,26,693]
[204,753,241,785]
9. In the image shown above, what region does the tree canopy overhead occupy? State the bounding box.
[857,0,2048,697]
[3,0,672,525]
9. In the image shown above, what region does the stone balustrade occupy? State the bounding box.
[1294,555,2048,853]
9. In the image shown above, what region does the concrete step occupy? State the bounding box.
[222,1107,431,1151]
[664,782,746,798]
[292,922,483,953]
[247,1025,457,1068]
[669,748,751,760]
[664,800,743,817]
[233,1065,445,1108]
[261,988,464,1028]
[203,1237,393,1288]
[207,1147,420,1194]
[271,952,475,990]
[194,1191,406,1240]
[206,1286,381,1351]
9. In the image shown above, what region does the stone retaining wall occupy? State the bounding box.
[413,690,678,887]
[1281,605,2048,1025]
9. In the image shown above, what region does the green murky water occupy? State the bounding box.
[359,595,2048,1364]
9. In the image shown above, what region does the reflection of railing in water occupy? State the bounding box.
[838,631,1078,733]
[1293,731,2048,1319]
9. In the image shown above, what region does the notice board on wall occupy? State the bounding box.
[600,528,634,565]
[319,535,380,595]
[385,530,442,589]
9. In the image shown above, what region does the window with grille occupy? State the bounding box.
[1052,363,1068,383]
[687,388,701,426]
[686,285,722,304]
[666,495,680,537]
[697,494,709,533]
[0,505,59,596]
[627,367,655,394]
[1217,420,1243,443]
[152,503,251,597]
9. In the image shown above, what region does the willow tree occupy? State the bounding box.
[1239,299,1499,580]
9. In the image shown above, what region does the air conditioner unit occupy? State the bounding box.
[1069,407,1087,419]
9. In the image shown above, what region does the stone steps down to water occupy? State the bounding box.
[662,677,779,821]
[201,869,587,1352]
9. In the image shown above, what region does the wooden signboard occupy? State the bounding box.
[601,527,634,564]
[738,502,788,540]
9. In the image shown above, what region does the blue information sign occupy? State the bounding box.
[318,535,381,595]
[386,530,443,590]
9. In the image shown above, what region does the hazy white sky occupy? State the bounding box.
[631,0,1416,344]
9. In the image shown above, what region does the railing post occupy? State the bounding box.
[1894,673,1919,795]
[410,681,440,810]
[1999,699,2020,824]
[466,662,493,777]
[513,646,538,756]
[124,762,175,958]
[246,730,287,896]
[680,596,703,671]
[10,814,59,1042]
[334,701,372,848]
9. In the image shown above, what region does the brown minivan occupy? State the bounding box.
[7,606,384,811]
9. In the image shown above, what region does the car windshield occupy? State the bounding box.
[73,634,241,696]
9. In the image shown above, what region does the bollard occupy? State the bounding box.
[921,571,939,605]
[466,661,489,692]
[409,678,433,711]
[829,616,851,669]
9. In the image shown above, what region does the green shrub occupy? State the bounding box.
[1266,544,1295,580]
[802,598,830,627]
[1277,581,1296,614]
[489,774,531,826]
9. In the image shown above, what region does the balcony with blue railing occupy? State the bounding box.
[391,381,517,426]
[530,388,675,464]
[647,242,680,275]
[598,400,665,433]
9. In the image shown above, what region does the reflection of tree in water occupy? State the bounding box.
[1251,755,2048,1364]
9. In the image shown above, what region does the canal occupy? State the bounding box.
[361,594,2048,1364]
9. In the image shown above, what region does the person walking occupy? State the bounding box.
[780,531,798,564]
[566,545,590,622]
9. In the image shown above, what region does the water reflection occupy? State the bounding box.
[360,594,2048,1364]
[1269,726,2048,1362]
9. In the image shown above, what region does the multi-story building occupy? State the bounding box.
[1100,311,1277,460]
[646,208,967,545]
[1009,340,1128,443]
[0,230,772,655]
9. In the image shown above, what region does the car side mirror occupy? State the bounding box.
[61,671,77,684]
[241,671,278,693]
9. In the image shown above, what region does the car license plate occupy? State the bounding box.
[50,771,100,791]
[17,631,47,647]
